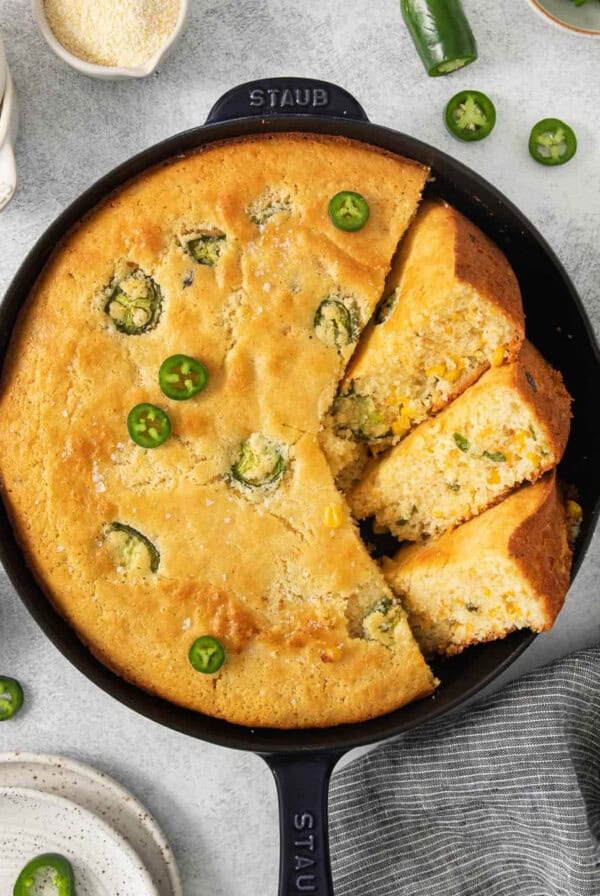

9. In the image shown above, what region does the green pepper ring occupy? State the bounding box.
[445,90,496,142]
[13,853,75,896]
[529,118,577,167]
[188,636,226,674]
[328,191,370,232]
[0,676,23,722]
[107,522,160,574]
[159,354,209,401]
[127,403,172,449]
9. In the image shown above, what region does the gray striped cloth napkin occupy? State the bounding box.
[330,647,600,895]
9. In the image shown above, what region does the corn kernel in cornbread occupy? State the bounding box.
[383,474,572,656]
[350,341,571,540]
[332,200,524,445]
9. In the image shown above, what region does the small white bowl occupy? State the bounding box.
[32,0,190,79]
[527,0,600,36]
[0,32,7,102]
[0,62,19,211]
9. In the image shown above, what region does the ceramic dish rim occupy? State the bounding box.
[526,0,600,36]
[31,0,190,79]
[0,751,182,896]
[0,783,161,894]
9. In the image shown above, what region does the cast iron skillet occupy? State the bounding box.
[1,78,599,895]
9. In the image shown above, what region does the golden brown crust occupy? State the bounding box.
[0,133,435,728]
[450,202,525,334]
[510,340,572,462]
[506,474,572,627]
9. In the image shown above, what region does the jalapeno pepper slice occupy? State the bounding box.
[184,231,226,266]
[332,391,392,441]
[401,0,478,77]
[529,118,577,166]
[188,636,225,674]
[328,192,370,232]
[159,355,209,401]
[0,677,23,722]
[230,434,287,489]
[127,403,172,449]
[314,299,357,350]
[445,91,496,142]
[106,523,160,574]
[104,270,162,335]
[13,853,75,896]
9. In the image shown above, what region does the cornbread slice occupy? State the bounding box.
[0,133,435,728]
[349,341,571,541]
[382,474,572,656]
[331,199,524,445]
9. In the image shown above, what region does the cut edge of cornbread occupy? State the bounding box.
[318,420,370,492]
[331,199,525,447]
[382,473,572,656]
[349,340,572,541]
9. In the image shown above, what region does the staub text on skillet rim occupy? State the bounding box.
[1,79,598,896]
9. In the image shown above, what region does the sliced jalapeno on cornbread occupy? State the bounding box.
[363,597,404,646]
[127,403,171,449]
[13,853,75,896]
[105,523,160,574]
[332,391,391,441]
[374,290,398,325]
[0,676,24,722]
[314,299,357,350]
[189,636,225,674]
[230,434,287,489]
[159,355,209,401]
[184,231,226,266]
[328,191,370,232]
[105,270,162,335]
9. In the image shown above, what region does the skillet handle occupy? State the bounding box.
[263,752,342,896]
[205,78,369,124]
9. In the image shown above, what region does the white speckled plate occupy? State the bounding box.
[0,753,181,896]
[0,786,160,895]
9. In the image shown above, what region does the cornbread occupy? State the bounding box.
[383,474,572,656]
[0,134,437,729]
[44,0,180,68]
[350,341,571,541]
[331,200,524,447]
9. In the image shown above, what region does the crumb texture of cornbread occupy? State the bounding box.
[330,199,525,446]
[0,134,436,729]
[350,341,571,541]
[383,474,572,656]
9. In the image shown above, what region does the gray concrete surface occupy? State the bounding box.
[0,1,598,893]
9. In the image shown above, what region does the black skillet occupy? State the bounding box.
[1,79,599,895]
